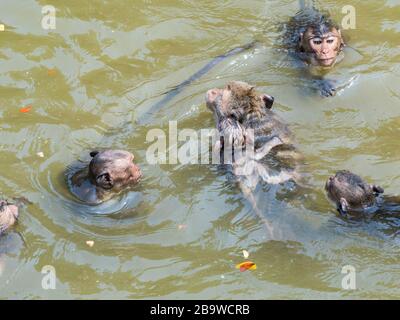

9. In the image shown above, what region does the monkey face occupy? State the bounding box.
[89,150,142,191]
[300,27,343,67]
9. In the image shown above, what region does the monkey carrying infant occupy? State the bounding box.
[206,80,302,234]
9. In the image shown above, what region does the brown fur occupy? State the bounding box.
[325,170,384,215]
[70,150,142,204]
[0,200,19,235]
[206,81,301,236]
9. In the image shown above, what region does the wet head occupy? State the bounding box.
[325,170,384,215]
[206,81,274,121]
[70,150,142,204]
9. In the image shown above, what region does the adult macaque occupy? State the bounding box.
[283,2,346,96]
[206,81,301,235]
[69,150,142,205]
[325,170,400,216]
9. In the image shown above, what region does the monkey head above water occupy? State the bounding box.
[282,5,346,96]
[325,170,384,216]
[70,150,142,204]
[0,200,19,235]
[205,81,301,236]
[297,14,344,68]
[206,81,276,150]
[284,6,345,68]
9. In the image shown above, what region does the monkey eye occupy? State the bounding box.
[312,39,322,45]
[327,39,335,44]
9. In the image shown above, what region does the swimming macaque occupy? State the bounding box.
[69,150,142,204]
[0,200,19,235]
[325,170,400,216]
[283,2,345,96]
[206,81,301,235]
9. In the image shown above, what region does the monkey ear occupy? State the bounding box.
[95,172,114,189]
[262,94,274,109]
[338,198,349,216]
[372,185,384,194]
[90,151,99,158]
[338,29,345,47]
[299,32,304,50]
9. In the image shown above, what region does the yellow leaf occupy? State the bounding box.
[235,261,257,272]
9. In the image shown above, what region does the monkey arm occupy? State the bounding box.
[252,136,283,161]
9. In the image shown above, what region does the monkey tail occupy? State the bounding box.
[240,184,274,238]
[144,41,258,121]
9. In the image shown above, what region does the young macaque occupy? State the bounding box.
[283,4,346,96]
[206,81,301,235]
[0,200,19,235]
[69,150,142,205]
[325,170,400,217]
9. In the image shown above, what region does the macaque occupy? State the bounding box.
[206,81,300,172]
[325,170,400,216]
[283,4,346,96]
[206,81,301,235]
[69,150,142,205]
[0,200,19,235]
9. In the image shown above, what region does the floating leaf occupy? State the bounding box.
[36,152,44,158]
[236,261,257,272]
[47,69,56,76]
[242,250,249,259]
[19,105,32,113]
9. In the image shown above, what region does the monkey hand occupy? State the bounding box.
[317,79,337,97]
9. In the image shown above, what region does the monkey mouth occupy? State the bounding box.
[317,57,336,66]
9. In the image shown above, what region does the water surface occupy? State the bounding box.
[0,0,399,299]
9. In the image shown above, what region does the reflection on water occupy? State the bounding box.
[0,0,399,299]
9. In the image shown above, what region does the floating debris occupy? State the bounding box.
[47,69,56,76]
[236,261,257,272]
[86,241,94,247]
[242,250,249,259]
[19,105,32,113]
[36,152,44,158]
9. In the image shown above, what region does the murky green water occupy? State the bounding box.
[0,0,399,299]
